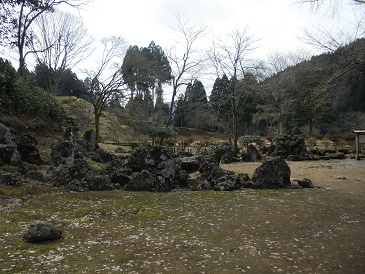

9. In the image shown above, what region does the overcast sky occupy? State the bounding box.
[75,0,362,57]
[63,0,363,94]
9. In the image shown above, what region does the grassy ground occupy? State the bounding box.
[1,160,365,273]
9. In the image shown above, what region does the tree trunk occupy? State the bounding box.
[94,108,101,142]
[309,118,313,136]
[231,95,238,153]
[18,49,25,78]
[278,116,286,135]
[166,85,177,127]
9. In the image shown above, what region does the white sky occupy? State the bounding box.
[75,0,362,57]
[66,0,363,95]
[55,0,365,96]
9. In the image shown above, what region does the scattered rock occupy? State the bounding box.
[297,178,315,188]
[0,171,22,186]
[25,169,46,182]
[325,152,346,160]
[23,221,62,243]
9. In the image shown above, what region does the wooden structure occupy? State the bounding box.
[352,130,365,160]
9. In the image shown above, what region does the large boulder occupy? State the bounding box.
[109,170,131,188]
[198,156,232,182]
[49,159,94,191]
[252,157,291,188]
[180,155,205,173]
[23,221,62,243]
[77,129,98,152]
[68,159,94,181]
[101,159,130,175]
[193,156,250,191]
[92,148,115,163]
[124,170,163,192]
[127,145,174,172]
[241,144,262,162]
[0,123,42,165]
[220,150,240,164]
[15,134,43,165]
[211,173,251,191]
[50,141,74,166]
[87,175,114,191]
[125,146,188,191]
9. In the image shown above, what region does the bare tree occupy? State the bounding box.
[84,36,127,141]
[297,0,365,52]
[165,15,207,127]
[296,0,365,12]
[30,9,94,95]
[208,28,259,152]
[259,51,310,135]
[0,0,90,77]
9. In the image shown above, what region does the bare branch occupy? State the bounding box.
[165,15,207,127]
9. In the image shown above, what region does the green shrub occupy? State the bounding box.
[210,144,231,162]
[139,123,178,145]
[273,133,307,158]
[0,58,64,120]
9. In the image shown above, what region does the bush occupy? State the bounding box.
[0,58,64,120]
[139,123,178,145]
[240,135,261,149]
[210,144,231,162]
[273,133,307,158]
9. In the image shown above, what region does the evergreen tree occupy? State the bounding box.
[173,93,187,127]
[122,41,172,123]
[209,74,231,131]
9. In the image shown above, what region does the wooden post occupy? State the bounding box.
[352,130,365,160]
[355,133,360,160]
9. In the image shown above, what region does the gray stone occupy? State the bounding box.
[180,155,205,173]
[0,172,22,186]
[252,157,291,188]
[23,221,62,243]
[0,123,42,165]
[297,178,314,188]
[212,174,250,191]
[124,170,161,192]
[88,175,114,191]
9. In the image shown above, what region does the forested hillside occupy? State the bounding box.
[0,0,364,142]
[254,38,365,135]
[1,38,364,141]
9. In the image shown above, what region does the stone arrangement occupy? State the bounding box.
[0,123,316,192]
